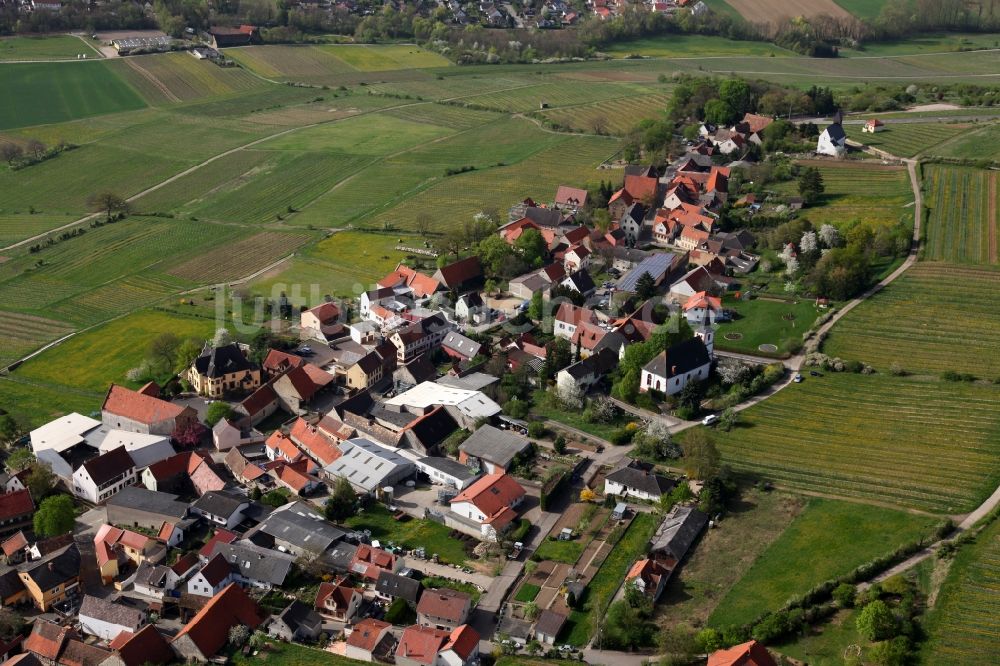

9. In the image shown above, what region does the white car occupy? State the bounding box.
[793,373,804,383]
[701,414,719,426]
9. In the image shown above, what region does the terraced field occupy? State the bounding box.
[537,93,671,135]
[922,519,1000,664]
[47,274,188,327]
[843,122,970,158]
[923,165,997,264]
[0,212,78,246]
[705,373,1000,514]
[0,312,75,367]
[822,263,1000,377]
[772,160,914,231]
[167,231,314,283]
[111,52,266,104]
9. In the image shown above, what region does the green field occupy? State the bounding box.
[704,373,1000,514]
[110,52,266,105]
[843,32,1000,56]
[823,263,1000,377]
[708,498,938,627]
[833,0,889,20]
[232,640,367,666]
[923,165,997,265]
[0,377,105,428]
[928,121,1000,161]
[716,298,819,356]
[773,160,913,233]
[0,212,78,246]
[538,93,671,136]
[602,34,790,58]
[0,62,145,130]
[13,309,215,395]
[921,518,1000,664]
[324,44,452,71]
[0,35,100,61]
[844,122,970,158]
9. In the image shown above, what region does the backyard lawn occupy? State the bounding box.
[343,504,468,566]
[232,641,366,666]
[708,498,940,628]
[716,297,819,357]
[530,391,631,443]
[533,538,587,565]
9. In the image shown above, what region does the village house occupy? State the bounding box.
[141,450,224,497]
[378,264,441,300]
[94,524,166,585]
[250,500,345,559]
[17,544,81,611]
[315,580,362,623]
[72,446,136,504]
[416,588,472,631]
[449,472,526,541]
[105,486,190,533]
[863,118,885,133]
[454,292,488,325]
[432,255,483,293]
[618,202,647,245]
[78,595,146,641]
[346,618,395,662]
[395,624,479,666]
[440,331,482,362]
[208,541,296,590]
[708,640,778,666]
[390,313,452,363]
[189,491,249,530]
[556,347,619,397]
[604,460,676,501]
[554,185,588,212]
[625,559,671,602]
[533,609,567,645]
[553,303,599,342]
[507,262,566,301]
[211,418,265,451]
[101,383,197,437]
[0,491,33,538]
[170,584,265,663]
[102,624,175,666]
[268,599,323,641]
[187,554,235,598]
[300,301,343,342]
[185,343,262,399]
[272,364,336,414]
[458,425,531,473]
[375,570,423,607]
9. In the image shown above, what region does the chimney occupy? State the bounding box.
[671,365,677,375]
[48,562,55,571]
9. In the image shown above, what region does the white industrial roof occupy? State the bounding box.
[30,413,102,454]
[325,438,414,493]
[383,381,501,420]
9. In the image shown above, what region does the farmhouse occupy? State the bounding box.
[650,504,709,566]
[186,343,262,399]
[604,460,676,501]
[72,446,136,504]
[300,301,343,342]
[458,425,531,473]
[449,472,525,541]
[346,618,395,662]
[417,588,472,630]
[171,584,265,663]
[101,383,197,437]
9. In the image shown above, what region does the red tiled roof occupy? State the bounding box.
[316,581,357,611]
[275,462,314,493]
[434,255,482,289]
[172,584,265,660]
[740,113,774,134]
[443,625,479,659]
[117,529,150,552]
[395,625,450,665]
[111,625,173,666]
[24,621,72,661]
[171,552,200,576]
[265,431,305,462]
[0,490,31,522]
[198,530,237,559]
[555,185,588,208]
[449,473,525,525]
[279,365,321,402]
[290,418,341,466]
[262,349,306,375]
[303,363,335,388]
[351,545,397,581]
[145,451,209,481]
[708,640,778,666]
[1,531,27,557]
[306,301,340,326]
[554,303,598,327]
[240,384,278,417]
[102,384,187,425]
[347,618,391,652]
[624,174,658,201]
[683,291,721,312]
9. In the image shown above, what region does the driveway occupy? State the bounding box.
[75,507,111,598]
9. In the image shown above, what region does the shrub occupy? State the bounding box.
[694,628,722,653]
[527,421,547,439]
[610,427,636,445]
[833,582,857,608]
[553,434,567,454]
[856,600,897,641]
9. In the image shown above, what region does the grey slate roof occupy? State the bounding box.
[418,456,478,483]
[191,490,248,519]
[375,570,422,603]
[534,609,566,637]
[322,541,359,572]
[210,541,295,585]
[79,595,144,628]
[605,464,676,498]
[441,332,482,359]
[436,373,498,392]
[193,343,256,379]
[254,501,345,556]
[641,337,711,379]
[824,120,846,142]
[106,486,188,519]
[458,425,530,468]
[275,599,322,633]
[649,505,708,561]
[561,347,618,381]
[19,544,80,591]
[564,269,595,294]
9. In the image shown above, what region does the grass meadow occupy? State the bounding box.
[702,372,1000,514]
[14,309,215,395]
[772,160,913,233]
[601,34,791,57]
[716,297,819,357]
[0,35,100,61]
[0,62,145,130]
[929,122,1000,161]
[920,518,1000,665]
[923,165,997,265]
[822,262,1000,377]
[708,498,939,628]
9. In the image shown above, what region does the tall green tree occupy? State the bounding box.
[324,477,357,521]
[34,494,75,537]
[798,166,825,204]
[680,429,720,480]
[514,228,546,267]
[635,272,657,301]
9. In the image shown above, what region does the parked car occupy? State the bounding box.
[809,370,823,377]
[701,414,719,426]
[793,373,804,383]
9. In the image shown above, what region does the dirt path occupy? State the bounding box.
[71,33,105,58]
[124,58,180,103]
[989,171,998,263]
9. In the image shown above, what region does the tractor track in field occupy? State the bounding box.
[124,58,181,103]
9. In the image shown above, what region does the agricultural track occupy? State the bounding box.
[990,172,998,263]
[123,58,180,103]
